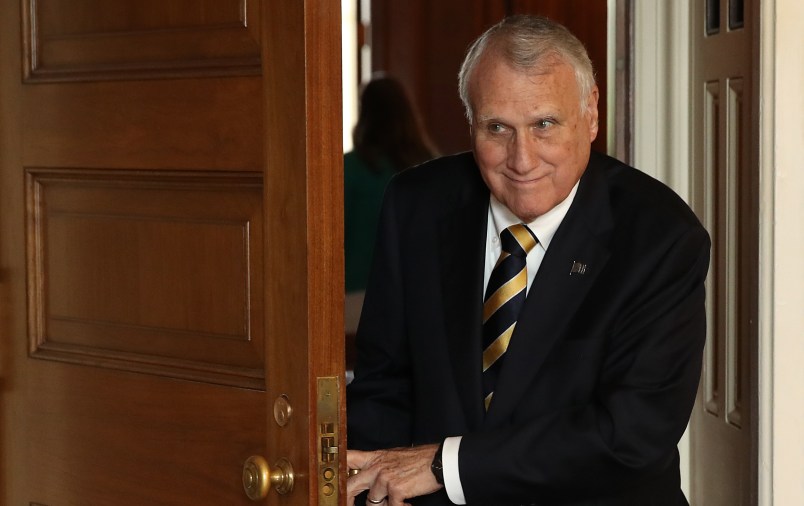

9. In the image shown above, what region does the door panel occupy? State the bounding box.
[21,78,263,170]
[26,169,264,388]
[1,0,343,504]
[23,0,261,82]
[24,366,266,503]
[690,0,757,504]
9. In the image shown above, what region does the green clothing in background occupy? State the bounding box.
[344,151,397,293]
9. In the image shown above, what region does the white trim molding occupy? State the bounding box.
[758,2,775,505]
[760,1,804,505]
[632,0,691,199]
[631,0,693,497]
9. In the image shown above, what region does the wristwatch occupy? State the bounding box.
[431,441,445,485]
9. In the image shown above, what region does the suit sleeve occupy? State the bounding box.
[346,179,414,451]
[459,224,710,504]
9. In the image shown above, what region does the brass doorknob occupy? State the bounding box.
[242,455,295,500]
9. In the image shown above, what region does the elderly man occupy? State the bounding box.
[346,15,709,506]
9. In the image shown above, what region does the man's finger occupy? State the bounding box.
[347,449,373,470]
[346,475,370,506]
[347,454,381,503]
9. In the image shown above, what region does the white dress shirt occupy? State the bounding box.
[442,182,579,504]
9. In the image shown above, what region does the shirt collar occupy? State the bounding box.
[489,181,579,249]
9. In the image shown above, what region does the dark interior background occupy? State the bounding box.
[364,0,609,156]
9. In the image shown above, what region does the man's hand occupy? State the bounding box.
[347,444,443,506]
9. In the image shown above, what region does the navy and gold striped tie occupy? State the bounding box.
[482,224,538,410]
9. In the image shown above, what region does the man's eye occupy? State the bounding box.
[536,119,555,129]
[488,123,505,133]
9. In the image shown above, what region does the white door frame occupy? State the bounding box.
[630,0,693,494]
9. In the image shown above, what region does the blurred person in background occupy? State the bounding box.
[345,75,437,294]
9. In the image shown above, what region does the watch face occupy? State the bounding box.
[431,442,445,484]
[431,465,444,484]
[431,457,444,484]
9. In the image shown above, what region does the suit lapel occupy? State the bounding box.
[438,172,489,430]
[484,160,615,426]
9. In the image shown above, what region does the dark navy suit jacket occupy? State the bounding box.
[347,151,710,506]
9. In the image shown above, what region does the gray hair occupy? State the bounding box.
[458,15,596,121]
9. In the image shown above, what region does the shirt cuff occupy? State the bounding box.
[442,436,466,504]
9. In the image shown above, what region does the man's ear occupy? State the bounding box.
[586,85,600,142]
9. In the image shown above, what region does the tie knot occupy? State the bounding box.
[500,224,537,258]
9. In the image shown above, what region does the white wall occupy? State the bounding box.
[759,0,804,504]
[342,0,358,152]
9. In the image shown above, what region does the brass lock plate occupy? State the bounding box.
[317,376,340,505]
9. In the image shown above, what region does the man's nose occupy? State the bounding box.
[507,133,538,173]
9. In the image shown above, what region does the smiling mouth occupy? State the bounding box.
[505,174,544,184]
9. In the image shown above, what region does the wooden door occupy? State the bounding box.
[0,1,344,505]
[689,0,757,504]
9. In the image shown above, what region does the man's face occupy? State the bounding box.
[469,55,599,222]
